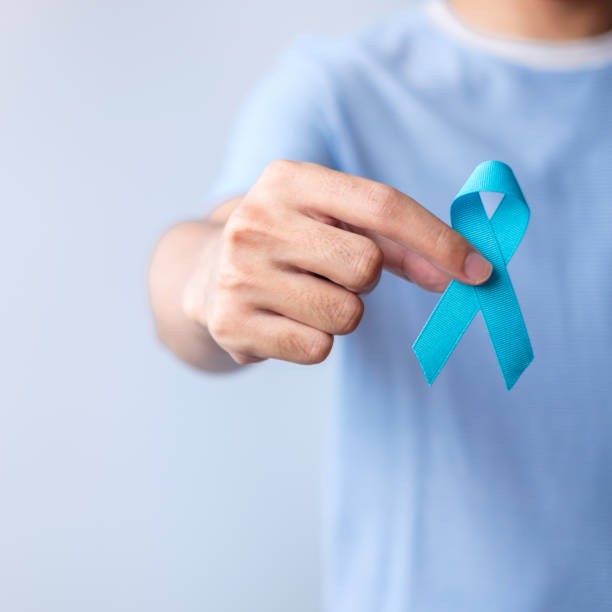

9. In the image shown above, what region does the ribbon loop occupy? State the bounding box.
[412,161,533,390]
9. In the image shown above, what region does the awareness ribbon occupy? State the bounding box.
[412,161,533,390]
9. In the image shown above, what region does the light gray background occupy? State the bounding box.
[0,1,405,610]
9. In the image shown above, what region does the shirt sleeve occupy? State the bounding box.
[204,38,338,210]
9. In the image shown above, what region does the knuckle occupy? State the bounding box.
[333,293,364,334]
[224,207,258,248]
[279,329,307,361]
[207,308,232,344]
[224,225,249,252]
[216,260,247,291]
[258,159,296,191]
[304,333,334,364]
[230,199,260,224]
[219,225,261,292]
[429,223,459,262]
[352,240,384,290]
[365,183,397,219]
[283,330,333,364]
[224,201,277,256]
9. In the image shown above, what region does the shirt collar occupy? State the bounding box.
[424,0,612,70]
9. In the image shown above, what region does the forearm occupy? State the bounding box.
[148,212,239,373]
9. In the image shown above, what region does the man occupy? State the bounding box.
[148,1,612,609]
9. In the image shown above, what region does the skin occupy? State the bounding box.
[450,0,612,39]
[148,1,612,373]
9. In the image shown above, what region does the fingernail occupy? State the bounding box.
[464,251,493,284]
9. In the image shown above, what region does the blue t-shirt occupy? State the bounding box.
[206,2,612,610]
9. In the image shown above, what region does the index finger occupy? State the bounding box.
[277,161,493,285]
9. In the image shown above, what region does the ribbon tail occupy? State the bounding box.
[412,280,479,385]
[475,271,534,390]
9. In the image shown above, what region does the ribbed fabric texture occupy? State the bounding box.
[413,161,533,389]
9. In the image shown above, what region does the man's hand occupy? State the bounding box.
[181,161,492,366]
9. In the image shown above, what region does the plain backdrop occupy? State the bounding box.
[0,1,406,611]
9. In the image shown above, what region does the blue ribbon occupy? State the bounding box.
[412,161,533,390]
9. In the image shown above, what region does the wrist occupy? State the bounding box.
[181,222,224,332]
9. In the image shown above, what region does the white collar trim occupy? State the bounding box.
[423,0,612,70]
